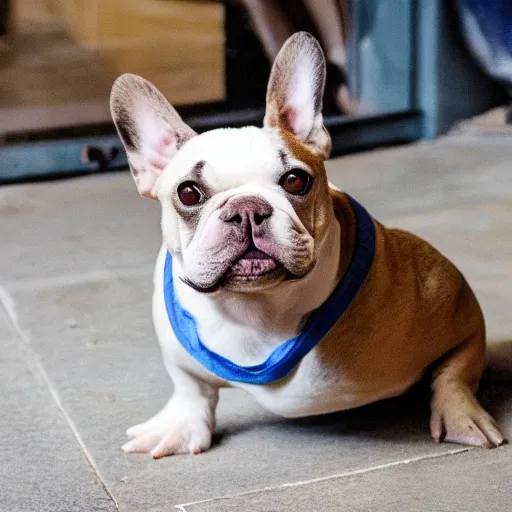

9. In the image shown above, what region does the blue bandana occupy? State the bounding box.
[163,194,375,385]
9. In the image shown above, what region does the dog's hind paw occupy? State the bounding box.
[430,388,504,449]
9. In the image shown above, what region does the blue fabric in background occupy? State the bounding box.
[163,195,376,385]
[456,0,512,88]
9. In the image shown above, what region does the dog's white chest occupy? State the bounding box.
[234,355,363,418]
[152,251,394,418]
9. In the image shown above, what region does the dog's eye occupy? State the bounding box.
[279,169,312,196]
[177,181,203,206]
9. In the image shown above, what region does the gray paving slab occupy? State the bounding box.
[326,138,512,218]
[0,306,116,512]
[6,275,478,510]
[0,172,160,286]
[181,445,512,512]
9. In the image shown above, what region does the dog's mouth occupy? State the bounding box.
[181,246,312,293]
[181,243,311,293]
[181,249,285,293]
[227,247,281,279]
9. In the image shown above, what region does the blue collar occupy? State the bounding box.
[163,194,375,385]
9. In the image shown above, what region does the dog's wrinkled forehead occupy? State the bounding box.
[160,126,288,191]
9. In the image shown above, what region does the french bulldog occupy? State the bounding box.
[110,32,504,458]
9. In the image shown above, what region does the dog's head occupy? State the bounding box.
[111,32,335,293]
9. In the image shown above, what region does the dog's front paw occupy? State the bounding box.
[122,400,214,458]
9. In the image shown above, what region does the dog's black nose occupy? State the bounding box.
[222,196,273,228]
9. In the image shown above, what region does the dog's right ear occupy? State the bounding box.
[110,74,196,199]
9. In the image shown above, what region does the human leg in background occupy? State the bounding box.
[237,0,294,61]
[302,0,359,114]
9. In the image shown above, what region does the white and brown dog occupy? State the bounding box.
[110,32,504,458]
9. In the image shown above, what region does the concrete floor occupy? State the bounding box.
[1,131,512,511]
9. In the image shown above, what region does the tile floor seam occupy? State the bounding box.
[0,284,121,511]
[174,447,472,510]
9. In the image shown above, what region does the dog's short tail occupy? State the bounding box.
[486,339,512,381]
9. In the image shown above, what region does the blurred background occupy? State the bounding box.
[0,0,510,182]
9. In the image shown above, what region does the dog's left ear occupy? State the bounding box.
[264,32,331,159]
